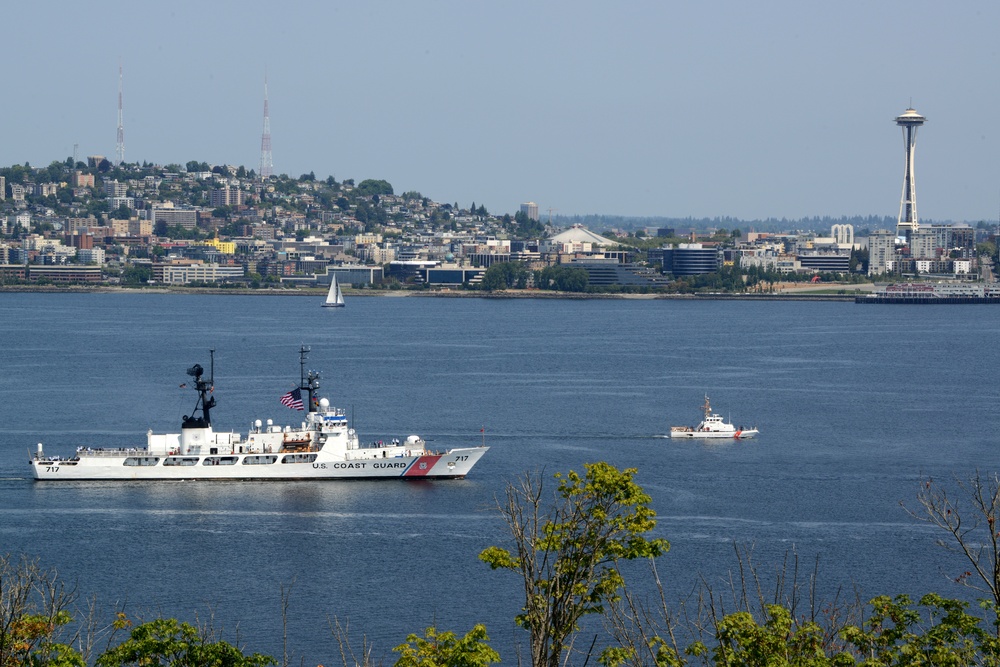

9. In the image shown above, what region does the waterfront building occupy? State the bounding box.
[664,243,721,276]
[568,257,665,286]
[152,260,245,285]
[27,265,102,282]
[326,264,384,286]
[424,266,487,286]
[797,253,850,273]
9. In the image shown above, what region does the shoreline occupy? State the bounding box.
[0,284,863,301]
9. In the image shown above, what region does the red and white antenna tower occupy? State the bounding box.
[259,73,273,179]
[115,61,125,166]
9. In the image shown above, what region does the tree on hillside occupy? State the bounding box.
[904,472,1000,621]
[479,463,669,667]
[355,179,393,197]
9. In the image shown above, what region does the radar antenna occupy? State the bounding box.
[182,349,216,428]
[298,346,321,413]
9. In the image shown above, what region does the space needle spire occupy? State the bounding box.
[116,61,125,166]
[895,106,926,239]
[259,73,273,180]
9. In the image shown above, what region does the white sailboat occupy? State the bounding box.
[323,274,345,308]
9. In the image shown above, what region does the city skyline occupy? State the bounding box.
[3,1,999,222]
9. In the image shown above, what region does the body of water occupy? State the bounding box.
[1,293,997,664]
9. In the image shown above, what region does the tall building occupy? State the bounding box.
[104,180,127,198]
[0,176,5,201]
[259,74,273,179]
[520,202,538,221]
[210,186,244,207]
[868,230,897,275]
[115,62,125,166]
[895,107,926,239]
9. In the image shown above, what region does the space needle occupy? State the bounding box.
[895,106,926,240]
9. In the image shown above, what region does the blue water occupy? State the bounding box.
[1,293,998,664]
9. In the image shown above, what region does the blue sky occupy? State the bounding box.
[4,1,999,221]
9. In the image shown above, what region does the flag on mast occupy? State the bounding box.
[280,387,304,411]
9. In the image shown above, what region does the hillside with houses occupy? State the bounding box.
[0,158,994,293]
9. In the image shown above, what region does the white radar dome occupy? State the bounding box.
[319,398,330,408]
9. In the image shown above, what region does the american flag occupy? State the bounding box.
[280,387,304,411]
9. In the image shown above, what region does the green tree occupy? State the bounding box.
[0,554,85,667]
[536,266,588,292]
[355,179,394,197]
[480,262,529,291]
[122,266,151,286]
[479,463,669,667]
[393,625,500,667]
[839,593,998,667]
[96,618,276,667]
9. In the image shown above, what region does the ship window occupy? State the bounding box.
[281,454,318,464]
[163,457,199,467]
[124,457,160,467]
[242,455,278,465]
[203,456,238,466]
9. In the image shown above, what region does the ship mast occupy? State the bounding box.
[182,349,216,428]
[298,345,320,413]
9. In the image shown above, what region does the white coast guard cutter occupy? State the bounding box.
[30,348,487,481]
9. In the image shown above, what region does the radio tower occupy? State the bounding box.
[115,61,125,166]
[895,106,926,239]
[259,74,273,180]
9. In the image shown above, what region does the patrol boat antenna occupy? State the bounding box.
[299,345,320,413]
[182,349,216,429]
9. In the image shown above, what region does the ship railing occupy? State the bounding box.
[76,448,151,458]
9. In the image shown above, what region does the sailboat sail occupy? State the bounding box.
[323,275,345,308]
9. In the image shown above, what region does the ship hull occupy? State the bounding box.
[30,446,487,481]
[669,428,758,439]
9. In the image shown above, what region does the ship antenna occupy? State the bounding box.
[299,346,321,413]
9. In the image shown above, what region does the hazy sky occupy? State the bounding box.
[4,1,999,221]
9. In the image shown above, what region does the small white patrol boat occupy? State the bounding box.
[670,396,758,439]
[30,348,488,481]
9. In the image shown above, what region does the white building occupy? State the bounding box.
[867,230,897,276]
[77,248,106,265]
[520,202,539,221]
[154,262,245,285]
